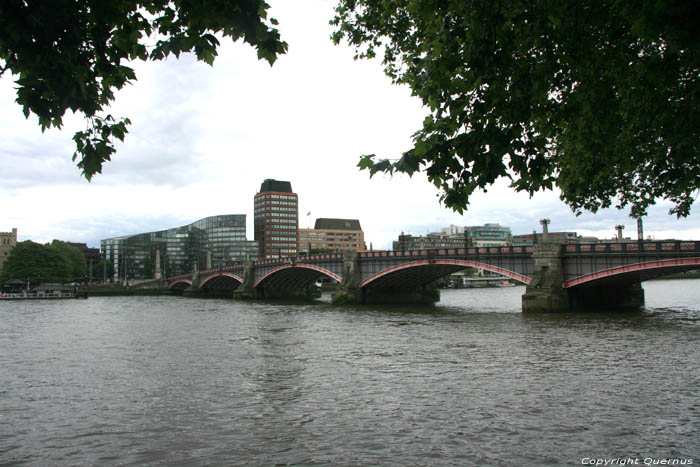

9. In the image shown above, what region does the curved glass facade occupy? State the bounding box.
[101,215,258,281]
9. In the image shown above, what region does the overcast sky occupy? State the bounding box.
[2,0,699,249]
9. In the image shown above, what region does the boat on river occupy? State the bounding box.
[0,284,87,300]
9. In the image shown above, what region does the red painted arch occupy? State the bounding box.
[254,263,342,288]
[564,257,700,288]
[359,259,532,288]
[169,279,192,289]
[199,272,244,288]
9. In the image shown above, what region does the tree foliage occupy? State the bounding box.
[49,240,88,279]
[0,241,72,283]
[0,0,287,179]
[94,259,114,281]
[332,0,699,217]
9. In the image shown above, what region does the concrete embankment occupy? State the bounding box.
[86,286,172,297]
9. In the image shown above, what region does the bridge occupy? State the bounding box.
[166,240,700,312]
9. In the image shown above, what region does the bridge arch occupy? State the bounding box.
[360,259,531,288]
[169,279,192,290]
[200,272,244,290]
[254,263,342,289]
[564,257,700,288]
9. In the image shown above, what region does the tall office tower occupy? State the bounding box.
[254,179,298,259]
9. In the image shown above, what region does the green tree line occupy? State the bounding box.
[0,240,110,284]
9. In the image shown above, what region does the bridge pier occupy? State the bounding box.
[522,243,647,312]
[522,243,570,313]
[233,261,259,300]
[183,263,204,297]
[332,251,362,304]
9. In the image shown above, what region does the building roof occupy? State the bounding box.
[314,218,362,231]
[259,179,293,193]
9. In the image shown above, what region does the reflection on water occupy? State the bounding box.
[1,280,698,466]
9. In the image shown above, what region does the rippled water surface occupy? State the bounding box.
[1,280,699,466]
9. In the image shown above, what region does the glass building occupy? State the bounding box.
[101,215,258,281]
[441,224,512,247]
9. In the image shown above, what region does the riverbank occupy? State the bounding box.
[86,286,171,297]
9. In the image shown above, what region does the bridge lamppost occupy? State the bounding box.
[615,224,625,241]
[539,218,550,243]
[637,217,644,242]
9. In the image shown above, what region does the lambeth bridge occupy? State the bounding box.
[166,240,700,312]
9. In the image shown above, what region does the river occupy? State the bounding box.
[1,280,698,466]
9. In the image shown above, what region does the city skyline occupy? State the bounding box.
[2,1,699,250]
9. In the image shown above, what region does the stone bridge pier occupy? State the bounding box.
[331,251,362,304]
[233,261,258,300]
[522,243,569,312]
[522,243,645,312]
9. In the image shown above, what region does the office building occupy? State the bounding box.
[101,215,257,281]
[393,223,512,250]
[511,231,578,246]
[393,232,466,251]
[463,223,511,247]
[298,218,366,254]
[254,179,299,259]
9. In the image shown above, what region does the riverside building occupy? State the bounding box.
[298,218,366,254]
[0,227,18,274]
[101,215,257,282]
[254,179,299,259]
[393,223,512,250]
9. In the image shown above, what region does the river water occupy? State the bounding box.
[1,280,698,466]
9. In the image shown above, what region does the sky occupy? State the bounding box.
[2,0,699,250]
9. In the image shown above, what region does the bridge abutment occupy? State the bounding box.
[522,243,570,313]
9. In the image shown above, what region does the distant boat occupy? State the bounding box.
[494,281,516,287]
[0,284,87,300]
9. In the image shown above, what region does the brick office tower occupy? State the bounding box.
[254,179,298,259]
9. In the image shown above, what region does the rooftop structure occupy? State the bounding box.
[259,179,293,193]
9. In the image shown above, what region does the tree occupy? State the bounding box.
[95,259,115,282]
[49,240,88,280]
[0,1,286,178]
[332,0,699,218]
[0,241,72,284]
